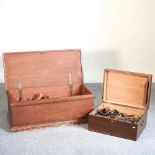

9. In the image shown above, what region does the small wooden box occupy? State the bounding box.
[88,69,152,140]
[3,49,94,132]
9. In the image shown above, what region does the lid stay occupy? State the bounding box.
[68,73,73,96]
[18,77,23,102]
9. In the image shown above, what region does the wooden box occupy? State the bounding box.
[88,69,152,140]
[3,49,94,132]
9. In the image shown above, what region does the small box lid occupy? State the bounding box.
[3,49,83,90]
[103,69,152,109]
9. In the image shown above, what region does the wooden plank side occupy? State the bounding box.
[88,114,138,140]
[11,98,94,127]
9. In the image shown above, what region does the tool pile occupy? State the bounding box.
[95,108,140,123]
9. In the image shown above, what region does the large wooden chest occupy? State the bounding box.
[3,49,94,132]
[88,69,152,140]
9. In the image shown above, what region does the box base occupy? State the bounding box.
[88,102,148,141]
[88,113,147,141]
[11,118,88,132]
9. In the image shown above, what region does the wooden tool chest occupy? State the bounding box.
[88,69,152,140]
[3,49,94,132]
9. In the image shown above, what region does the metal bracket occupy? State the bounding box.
[68,73,72,96]
[18,77,23,101]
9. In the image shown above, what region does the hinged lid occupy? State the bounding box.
[3,49,83,90]
[103,69,152,109]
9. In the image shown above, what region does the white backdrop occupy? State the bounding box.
[0,0,154,83]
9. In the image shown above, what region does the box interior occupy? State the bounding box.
[3,50,93,104]
[8,84,92,103]
[90,102,145,123]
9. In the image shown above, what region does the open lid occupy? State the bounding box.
[3,49,83,90]
[103,69,152,109]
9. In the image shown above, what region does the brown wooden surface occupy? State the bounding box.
[88,112,147,141]
[103,69,152,109]
[11,97,93,129]
[3,49,83,90]
[137,111,147,139]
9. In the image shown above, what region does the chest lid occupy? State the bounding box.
[103,69,152,109]
[3,49,83,90]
